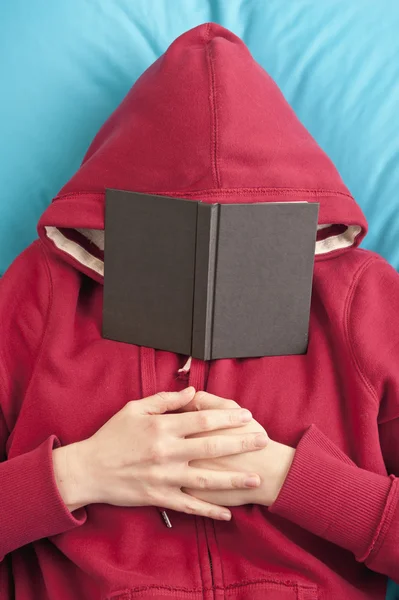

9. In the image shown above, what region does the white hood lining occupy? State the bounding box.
[315,225,362,255]
[45,226,104,276]
[76,228,105,251]
[45,224,362,278]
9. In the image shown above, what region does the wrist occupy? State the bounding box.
[257,441,296,507]
[52,440,96,512]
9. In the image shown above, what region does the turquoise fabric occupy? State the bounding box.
[1,1,399,276]
[0,2,398,595]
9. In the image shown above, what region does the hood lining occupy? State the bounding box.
[44,223,362,279]
[45,226,104,276]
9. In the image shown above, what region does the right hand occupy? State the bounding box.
[52,387,268,521]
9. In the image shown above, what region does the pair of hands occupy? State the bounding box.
[53,388,295,521]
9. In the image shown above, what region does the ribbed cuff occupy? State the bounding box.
[0,436,86,557]
[269,425,393,560]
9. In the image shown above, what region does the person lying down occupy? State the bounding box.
[1,22,398,600]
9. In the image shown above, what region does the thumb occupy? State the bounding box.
[180,392,239,412]
[140,387,196,415]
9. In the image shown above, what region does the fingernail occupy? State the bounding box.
[221,511,231,521]
[182,386,195,395]
[244,475,260,488]
[240,409,252,423]
[255,433,269,448]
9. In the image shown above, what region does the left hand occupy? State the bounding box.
[180,392,295,507]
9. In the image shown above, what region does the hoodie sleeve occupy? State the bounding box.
[0,242,86,564]
[270,256,399,582]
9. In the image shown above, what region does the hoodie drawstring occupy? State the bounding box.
[139,346,157,399]
[188,357,207,391]
[139,347,207,528]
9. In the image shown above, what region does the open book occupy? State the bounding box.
[103,190,319,359]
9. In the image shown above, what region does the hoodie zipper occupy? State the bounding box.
[188,358,216,596]
[207,546,214,586]
[203,519,217,598]
[141,349,217,594]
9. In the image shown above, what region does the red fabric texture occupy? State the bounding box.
[0,23,398,600]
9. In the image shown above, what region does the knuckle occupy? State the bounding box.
[240,436,251,452]
[196,475,210,489]
[125,400,138,415]
[203,440,218,457]
[197,412,211,431]
[149,440,169,464]
[228,410,240,425]
[192,391,206,410]
[231,476,241,489]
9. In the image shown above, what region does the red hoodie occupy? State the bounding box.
[1,23,399,600]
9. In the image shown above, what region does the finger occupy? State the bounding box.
[180,391,239,413]
[137,388,196,415]
[176,432,269,460]
[180,468,261,491]
[166,408,252,437]
[166,491,232,521]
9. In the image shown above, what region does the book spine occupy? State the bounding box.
[191,203,219,361]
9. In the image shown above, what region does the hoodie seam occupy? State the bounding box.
[344,257,380,407]
[194,517,206,592]
[0,370,10,441]
[0,244,53,429]
[22,244,54,405]
[52,187,354,202]
[205,24,221,188]
[0,327,10,425]
[361,476,398,565]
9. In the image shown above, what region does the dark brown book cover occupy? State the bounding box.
[103,190,319,360]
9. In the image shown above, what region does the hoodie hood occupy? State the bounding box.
[38,23,367,283]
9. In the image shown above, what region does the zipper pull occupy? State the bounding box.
[161,510,172,528]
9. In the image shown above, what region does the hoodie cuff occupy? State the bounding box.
[0,436,86,556]
[269,425,394,560]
